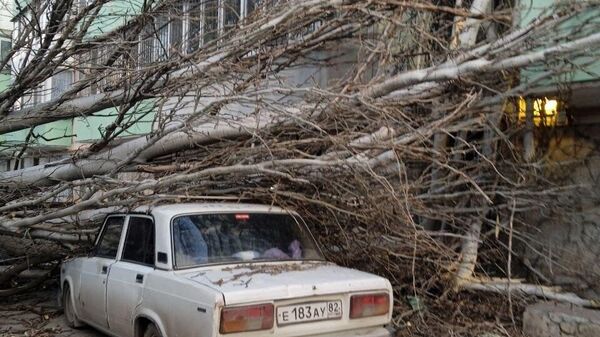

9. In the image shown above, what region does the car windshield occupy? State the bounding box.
[172,212,323,268]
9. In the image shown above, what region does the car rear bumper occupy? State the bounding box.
[306,327,392,337]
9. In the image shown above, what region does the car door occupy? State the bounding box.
[79,215,126,329]
[106,215,156,337]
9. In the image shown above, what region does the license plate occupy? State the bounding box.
[277,300,342,325]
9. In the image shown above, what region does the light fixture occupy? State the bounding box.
[516,97,566,127]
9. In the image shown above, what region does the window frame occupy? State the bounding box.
[120,214,157,267]
[93,215,127,260]
[169,210,326,270]
[0,38,12,75]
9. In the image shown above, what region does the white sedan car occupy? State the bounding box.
[61,203,393,337]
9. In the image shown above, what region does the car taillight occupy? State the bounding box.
[350,293,390,319]
[219,303,274,334]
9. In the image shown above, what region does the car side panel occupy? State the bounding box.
[61,258,85,319]
[78,257,117,328]
[107,261,154,337]
[138,272,223,337]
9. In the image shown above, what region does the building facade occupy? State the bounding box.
[518,0,600,300]
[0,0,289,171]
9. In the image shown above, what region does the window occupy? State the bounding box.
[170,4,184,52]
[139,27,155,65]
[187,0,203,53]
[203,0,219,44]
[172,212,323,268]
[138,0,284,64]
[51,71,73,99]
[246,0,258,14]
[0,40,11,74]
[246,0,272,15]
[96,216,125,258]
[33,86,44,104]
[139,3,185,65]
[156,16,170,61]
[223,0,241,32]
[122,216,155,265]
[20,85,44,108]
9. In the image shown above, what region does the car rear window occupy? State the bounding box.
[172,212,323,268]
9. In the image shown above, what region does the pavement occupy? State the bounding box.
[0,288,104,337]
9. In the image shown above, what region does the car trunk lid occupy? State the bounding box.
[178,261,392,336]
[178,261,389,305]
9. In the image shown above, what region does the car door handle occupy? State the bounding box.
[101,265,108,274]
[136,274,144,284]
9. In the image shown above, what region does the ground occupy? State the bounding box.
[0,288,104,337]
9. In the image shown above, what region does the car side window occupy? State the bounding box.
[96,216,125,259]
[122,216,155,266]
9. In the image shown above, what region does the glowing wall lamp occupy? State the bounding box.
[517,97,566,127]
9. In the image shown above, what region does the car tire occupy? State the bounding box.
[143,323,163,337]
[62,284,85,329]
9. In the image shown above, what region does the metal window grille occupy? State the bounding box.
[156,16,170,61]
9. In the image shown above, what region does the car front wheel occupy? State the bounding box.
[143,323,163,337]
[62,284,84,329]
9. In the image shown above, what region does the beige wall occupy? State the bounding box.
[0,0,12,37]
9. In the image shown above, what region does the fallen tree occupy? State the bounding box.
[1,0,600,336]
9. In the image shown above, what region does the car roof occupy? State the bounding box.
[133,202,296,218]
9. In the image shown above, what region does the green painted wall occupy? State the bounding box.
[0,73,9,92]
[74,102,155,143]
[1,120,73,148]
[0,0,156,151]
[0,105,156,149]
[519,0,600,86]
[75,0,155,145]
[74,0,155,143]
[86,0,145,39]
